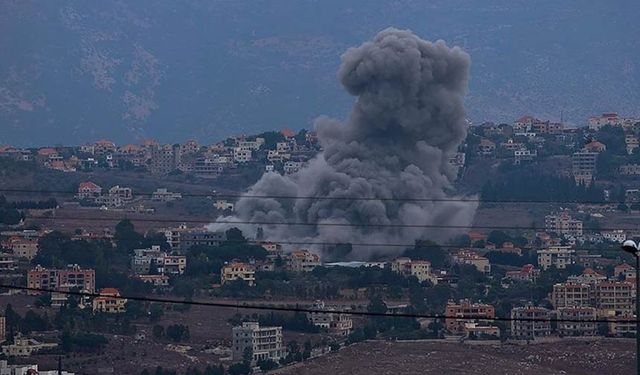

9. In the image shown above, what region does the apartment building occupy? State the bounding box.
[595,281,634,313]
[92,288,127,314]
[77,181,102,199]
[232,322,285,363]
[221,262,256,286]
[260,242,283,259]
[445,300,495,334]
[510,305,551,339]
[452,250,491,273]
[391,257,432,282]
[287,250,321,272]
[537,246,575,270]
[505,264,539,282]
[179,230,226,252]
[572,150,598,185]
[307,301,353,336]
[567,268,607,285]
[550,282,591,309]
[557,306,597,336]
[544,211,583,238]
[6,237,38,260]
[27,265,95,297]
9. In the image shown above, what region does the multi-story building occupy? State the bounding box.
[572,150,598,185]
[1,335,58,357]
[390,257,432,282]
[77,181,102,199]
[445,300,495,334]
[595,281,634,314]
[6,237,39,260]
[260,242,283,259]
[588,112,622,131]
[614,263,636,280]
[607,313,637,336]
[137,274,170,286]
[287,250,321,272]
[27,265,95,297]
[92,288,127,314]
[0,316,5,343]
[221,262,256,286]
[307,301,353,336]
[550,282,591,309]
[510,305,551,339]
[619,164,640,176]
[232,322,284,363]
[108,185,133,201]
[452,250,491,273]
[179,230,226,252]
[283,161,303,175]
[537,246,575,270]
[567,268,607,285]
[602,230,627,243]
[0,252,18,271]
[150,145,179,175]
[544,211,583,239]
[557,306,597,336]
[233,148,252,163]
[131,246,187,275]
[151,188,183,202]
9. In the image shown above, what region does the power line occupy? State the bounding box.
[38,234,627,254]
[0,187,624,205]
[0,284,633,324]
[23,214,640,233]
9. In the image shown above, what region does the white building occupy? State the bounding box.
[232,322,285,364]
[602,230,626,243]
[307,301,353,336]
[537,246,575,270]
[233,148,252,163]
[544,210,583,238]
[510,305,551,339]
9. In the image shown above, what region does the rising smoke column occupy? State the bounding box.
[213,28,477,258]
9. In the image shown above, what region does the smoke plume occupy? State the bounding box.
[212,28,477,259]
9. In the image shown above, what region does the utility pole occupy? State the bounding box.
[622,240,640,375]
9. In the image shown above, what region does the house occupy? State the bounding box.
[151,188,182,202]
[108,185,133,201]
[452,250,491,273]
[619,164,640,176]
[92,288,127,313]
[544,210,583,239]
[77,182,102,200]
[478,139,496,156]
[510,305,551,339]
[307,301,353,336]
[260,242,283,259]
[221,262,256,286]
[567,268,607,285]
[614,263,635,279]
[602,230,626,243]
[505,264,539,282]
[6,237,39,260]
[287,250,321,272]
[445,300,495,334]
[131,246,186,275]
[583,140,606,153]
[588,112,621,131]
[391,257,432,282]
[1,335,58,357]
[137,274,170,286]
[94,139,117,154]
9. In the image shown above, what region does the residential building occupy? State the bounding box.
[260,242,283,259]
[537,246,575,270]
[232,322,284,364]
[505,264,539,282]
[108,185,133,201]
[77,181,102,199]
[6,237,38,260]
[478,139,496,155]
[179,230,226,252]
[445,300,495,334]
[583,140,606,153]
[544,211,583,238]
[607,313,637,336]
[283,161,303,175]
[588,112,622,131]
[391,257,433,282]
[463,323,500,338]
[602,230,626,243]
[1,335,58,357]
[0,316,4,344]
[288,250,321,272]
[510,305,551,339]
[233,148,252,163]
[567,268,607,285]
[595,281,634,313]
[221,262,256,286]
[150,145,179,175]
[550,282,591,309]
[214,200,234,211]
[614,263,636,279]
[27,265,95,299]
[572,150,598,185]
[131,246,186,275]
[452,250,491,273]
[619,164,640,176]
[626,134,639,155]
[0,252,18,271]
[307,301,353,336]
[137,274,170,286]
[92,288,127,313]
[151,188,182,201]
[557,306,597,336]
[94,139,116,155]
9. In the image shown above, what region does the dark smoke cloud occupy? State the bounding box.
[211,28,477,259]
